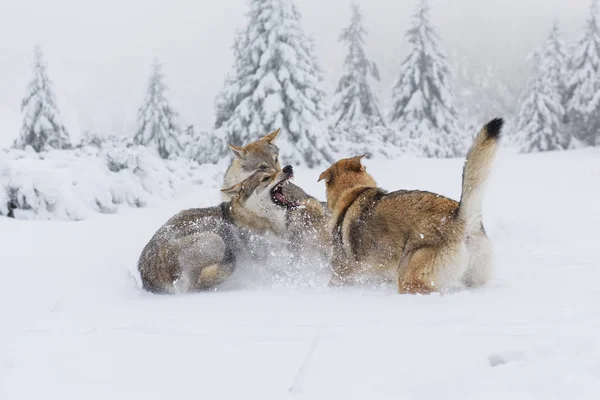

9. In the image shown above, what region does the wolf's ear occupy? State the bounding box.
[261,128,281,144]
[346,155,366,172]
[228,144,246,159]
[318,169,331,183]
[221,183,242,199]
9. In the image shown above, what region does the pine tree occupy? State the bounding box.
[539,21,571,147]
[133,60,182,159]
[516,51,566,153]
[214,0,332,167]
[13,45,71,152]
[566,0,600,146]
[544,22,568,108]
[388,0,464,158]
[330,3,384,129]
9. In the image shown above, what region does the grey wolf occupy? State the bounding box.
[318,118,503,294]
[138,165,298,294]
[222,128,331,264]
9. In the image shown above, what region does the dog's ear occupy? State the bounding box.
[221,183,242,199]
[318,169,331,183]
[261,128,281,144]
[228,144,246,159]
[346,155,366,172]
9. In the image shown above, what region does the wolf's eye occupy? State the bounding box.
[261,176,270,183]
[259,164,269,170]
[274,156,279,164]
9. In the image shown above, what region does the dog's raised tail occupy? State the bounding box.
[457,118,503,232]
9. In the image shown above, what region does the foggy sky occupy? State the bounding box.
[0,0,590,148]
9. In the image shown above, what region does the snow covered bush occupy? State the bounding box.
[328,119,417,161]
[0,145,211,221]
[181,128,228,165]
[76,132,132,149]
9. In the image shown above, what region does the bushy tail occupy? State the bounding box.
[457,118,503,233]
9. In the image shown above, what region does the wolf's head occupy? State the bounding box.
[221,165,299,235]
[318,155,377,212]
[222,129,282,194]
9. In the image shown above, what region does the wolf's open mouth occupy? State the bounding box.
[271,175,300,209]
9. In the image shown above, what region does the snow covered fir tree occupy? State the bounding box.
[330,3,384,129]
[543,21,569,123]
[329,3,393,158]
[516,21,571,153]
[214,0,332,167]
[566,0,600,147]
[13,45,71,152]
[133,59,182,159]
[515,50,566,153]
[388,0,465,158]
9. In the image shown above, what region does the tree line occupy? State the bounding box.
[10,0,600,166]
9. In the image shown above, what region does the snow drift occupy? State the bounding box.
[0,144,222,221]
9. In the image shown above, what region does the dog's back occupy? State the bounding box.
[137,206,240,294]
[322,118,503,293]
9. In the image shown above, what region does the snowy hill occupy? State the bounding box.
[1,148,600,399]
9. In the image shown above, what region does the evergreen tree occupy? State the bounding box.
[566,0,600,146]
[13,45,71,152]
[516,51,566,153]
[388,0,464,158]
[544,21,569,110]
[330,3,384,129]
[214,0,332,167]
[540,20,572,147]
[452,58,519,147]
[133,60,182,159]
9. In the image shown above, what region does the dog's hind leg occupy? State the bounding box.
[398,243,469,295]
[462,229,493,288]
[175,232,234,291]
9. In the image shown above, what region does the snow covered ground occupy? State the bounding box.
[1,148,600,399]
[0,145,221,220]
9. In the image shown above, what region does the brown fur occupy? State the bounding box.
[222,128,282,195]
[319,119,503,294]
[223,128,332,263]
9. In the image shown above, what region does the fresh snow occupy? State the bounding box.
[1,148,599,399]
[0,145,220,220]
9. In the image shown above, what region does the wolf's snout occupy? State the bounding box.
[283,165,293,174]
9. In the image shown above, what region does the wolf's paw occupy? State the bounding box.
[328,276,347,288]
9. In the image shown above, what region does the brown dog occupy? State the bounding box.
[318,118,503,294]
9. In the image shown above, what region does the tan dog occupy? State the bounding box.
[223,129,331,264]
[318,118,503,294]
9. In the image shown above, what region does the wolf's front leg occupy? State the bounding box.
[328,246,358,287]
